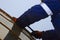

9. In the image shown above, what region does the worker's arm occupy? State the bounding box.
[31,30,59,39]
[15,5,48,28]
[42,30,59,40]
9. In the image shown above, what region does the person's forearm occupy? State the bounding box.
[42,30,58,40]
[15,5,48,28]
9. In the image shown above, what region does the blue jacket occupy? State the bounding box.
[16,0,60,40]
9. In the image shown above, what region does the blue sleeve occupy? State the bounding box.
[42,30,59,40]
[44,0,60,15]
[43,0,60,40]
[16,5,48,28]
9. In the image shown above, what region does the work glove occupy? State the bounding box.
[31,31,43,39]
[12,17,17,22]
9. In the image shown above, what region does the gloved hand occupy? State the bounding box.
[12,17,17,22]
[31,31,43,39]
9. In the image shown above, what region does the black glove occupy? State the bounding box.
[31,31,43,39]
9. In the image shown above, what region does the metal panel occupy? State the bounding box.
[0,8,35,40]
